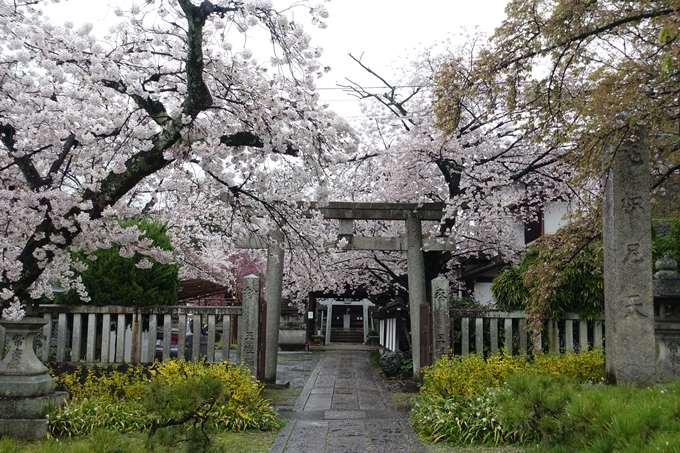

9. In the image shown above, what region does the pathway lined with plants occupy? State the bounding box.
[270,347,426,453]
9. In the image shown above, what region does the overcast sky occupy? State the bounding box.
[41,0,510,120]
[311,0,510,119]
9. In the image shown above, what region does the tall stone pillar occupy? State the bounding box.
[239,275,260,377]
[406,214,426,375]
[431,276,451,360]
[603,132,657,384]
[264,229,284,383]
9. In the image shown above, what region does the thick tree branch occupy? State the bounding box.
[178,0,213,117]
[219,131,298,156]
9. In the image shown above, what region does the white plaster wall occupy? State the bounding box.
[475,282,495,306]
[511,217,525,249]
[279,330,307,345]
[544,201,570,235]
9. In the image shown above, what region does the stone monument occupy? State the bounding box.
[603,131,658,384]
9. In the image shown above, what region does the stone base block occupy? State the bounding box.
[0,391,68,419]
[0,373,56,397]
[0,418,48,440]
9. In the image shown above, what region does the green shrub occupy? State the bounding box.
[654,218,680,263]
[560,380,680,452]
[419,350,526,400]
[494,373,576,445]
[414,352,680,452]
[411,388,504,444]
[56,217,179,306]
[491,245,604,320]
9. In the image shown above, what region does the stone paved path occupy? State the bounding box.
[270,349,426,453]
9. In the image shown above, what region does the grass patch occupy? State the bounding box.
[368,349,381,369]
[262,385,303,410]
[391,391,415,412]
[0,430,278,452]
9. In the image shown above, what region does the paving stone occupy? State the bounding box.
[325,410,366,420]
[270,346,426,453]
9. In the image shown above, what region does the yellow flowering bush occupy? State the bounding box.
[532,348,605,382]
[53,364,149,401]
[419,348,604,402]
[419,350,526,400]
[411,348,605,445]
[49,360,282,438]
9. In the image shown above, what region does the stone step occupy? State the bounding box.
[330,328,365,343]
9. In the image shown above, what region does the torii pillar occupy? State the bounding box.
[406,214,427,374]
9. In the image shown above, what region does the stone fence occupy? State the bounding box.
[2,305,244,366]
[449,309,605,356]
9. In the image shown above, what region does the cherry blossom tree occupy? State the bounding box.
[0,0,355,317]
[281,35,578,304]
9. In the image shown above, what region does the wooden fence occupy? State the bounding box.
[450,309,605,356]
[12,305,243,366]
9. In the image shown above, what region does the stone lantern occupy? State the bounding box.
[0,317,68,439]
[653,256,680,379]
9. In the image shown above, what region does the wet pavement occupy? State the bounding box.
[270,345,426,453]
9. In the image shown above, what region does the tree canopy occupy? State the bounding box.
[0,0,353,312]
[436,0,680,190]
[433,0,680,329]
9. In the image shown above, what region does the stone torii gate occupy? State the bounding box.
[237,202,456,382]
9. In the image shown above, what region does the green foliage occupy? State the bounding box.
[87,429,141,453]
[368,349,381,369]
[57,217,179,306]
[411,388,505,444]
[491,252,536,311]
[494,373,576,445]
[450,296,486,310]
[48,360,282,439]
[146,372,224,453]
[499,376,680,451]
[654,218,680,263]
[400,357,414,375]
[492,241,604,320]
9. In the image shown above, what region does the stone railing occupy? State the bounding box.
[8,305,243,366]
[449,309,605,356]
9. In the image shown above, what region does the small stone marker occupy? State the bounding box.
[431,276,451,359]
[239,275,260,377]
[603,132,657,384]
